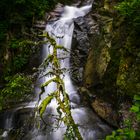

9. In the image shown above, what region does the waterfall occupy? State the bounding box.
[0,111,15,139]
[40,5,92,100]
[0,3,112,140]
[35,4,111,140]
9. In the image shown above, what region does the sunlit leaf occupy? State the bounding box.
[134,95,140,101]
[131,105,139,113]
[39,95,54,117]
[129,129,135,139]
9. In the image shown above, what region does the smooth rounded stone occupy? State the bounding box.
[92,98,119,127]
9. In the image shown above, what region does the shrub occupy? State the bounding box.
[106,95,140,140]
[0,74,33,110]
[115,0,140,29]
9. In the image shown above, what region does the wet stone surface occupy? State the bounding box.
[70,14,96,84]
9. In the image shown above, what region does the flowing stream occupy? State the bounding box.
[0,3,112,140]
[33,4,112,140]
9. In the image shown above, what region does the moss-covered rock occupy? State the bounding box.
[92,98,119,127]
[83,0,140,126]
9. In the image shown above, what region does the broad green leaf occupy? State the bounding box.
[134,95,140,101]
[137,114,140,121]
[130,105,139,113]
[129,129,135,139]
[42,78,56,87]
[56,45,68,52]
[135,101,140,107]
[44,54,53,65]
[39,95,53,117]
[106,136,114,140]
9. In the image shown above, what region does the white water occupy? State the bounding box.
[0,4,112,140]
[36,4,111,140]
[41,5,92,99]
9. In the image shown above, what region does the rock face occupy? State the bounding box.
[92,98,119,127]
[71,0,140,127]
[85,0,140,98]
[70,11,96,84]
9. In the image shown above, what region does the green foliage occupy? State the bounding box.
[0,0,57,43]
[0,0,54,21]
[9,38,36,49]
[115,0,140,29]
[9,39,24,49]
[131,95,140,121]
[115,0,140,16]
[38,32,83,140]
[0,74,33,110]
[8,38,35,71]
[13,54,28,69]
[39,94,54,117]
[0,0,73,75]
[106,127,136,140]
[106,95,140,140]
[0,21,8,41]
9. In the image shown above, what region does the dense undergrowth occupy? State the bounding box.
[0,74,33,110]
[105,0,140,139]
[0,0,72,110]
[106,95,140,140]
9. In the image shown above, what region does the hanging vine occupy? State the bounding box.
[38,32,83,140]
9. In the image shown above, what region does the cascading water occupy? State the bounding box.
[0,110,15,139]
[41,5,93,101]
[34,4,112,140]
[41,5,93,99]
[0,3,113,140]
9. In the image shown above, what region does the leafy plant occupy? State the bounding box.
[0,74,33,110]
[13,54,28,69]
[131,95,140,121]
[0,22,8,41]
[115,0,140,29]
[115,0,139,16]
[106,95,140,140]
[38,32,83,140]
[8,38,36,71]
[106,127,136,140]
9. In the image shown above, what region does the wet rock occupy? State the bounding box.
[80,0,94,6]
[45,3,64,22]
[68,0,118,127]
[0,107,34,130]
[70,14,96,84]
[0,107,35,140]
[14,107,34,129]
[84,46,110,87]
[81,0,140,128]
[92,98,119,127]
[34,21,46,29]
